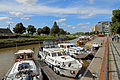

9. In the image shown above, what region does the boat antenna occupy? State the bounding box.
[16,43,18,51]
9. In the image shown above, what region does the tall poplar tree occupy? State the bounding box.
[50,21,59,36]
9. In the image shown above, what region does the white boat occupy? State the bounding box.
[92,42,99,50]
[38,47,83,78]
[58,43,90,58]
[3,49,42,80]
[76,36,91,45]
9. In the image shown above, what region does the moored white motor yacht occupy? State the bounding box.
[38,47,83,78]
[58,43,90,58]
[3,49,42,80]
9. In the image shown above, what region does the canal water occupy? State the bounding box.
[0,43,42,79]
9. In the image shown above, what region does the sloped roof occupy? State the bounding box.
[0,28,13,35]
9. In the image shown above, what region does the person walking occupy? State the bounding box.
[112,36,114,41]
[116,36,119,43]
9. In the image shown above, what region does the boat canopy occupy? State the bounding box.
[15,49,34,54]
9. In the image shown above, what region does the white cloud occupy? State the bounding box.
[55,18,66,23]
[0,17,11,20]
[16,0,38,5]
[80,13,95,19]
[77,23,84,26]
[9,11,24,17]
[6,21,14,24]
[78,10,91,14]
[21,17,30,20]
[77,22,90,26]
[86,22,90,25]
[61,23,66,26]
[89,0,94,4]
[0,1,112,17]
[72,27,75,29]
[88,13,95,17]
[67,25,73,27]
[67,25,75,29]
[81,26,89,29]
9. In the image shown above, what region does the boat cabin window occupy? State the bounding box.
[67,46,70,48]
[25,53,32,59]
[70,45,74,47]
[18,63,30,71]
[60,45,64,48]
[44,51,50,56]
[16,54,24,60]
[52,53,57,57]
[48,52,50,56]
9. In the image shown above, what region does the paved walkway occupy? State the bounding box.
[109,38,120,80]
[81,37,107,80]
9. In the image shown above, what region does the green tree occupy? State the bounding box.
[85,32,90,35]
[50,21,60,36]
[59,28,66,35]
[42,26,50,35]
[66,32,70,35]
[90,32,93,35]
[96,31,99,34]
[37,28,43,35]
[110,9,120,34]
[27,25,36,35]
[13,23,26,34]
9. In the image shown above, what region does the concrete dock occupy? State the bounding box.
[81,37,107,80]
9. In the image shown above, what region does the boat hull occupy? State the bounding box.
[3,60,42,80]
[72,53,89,59]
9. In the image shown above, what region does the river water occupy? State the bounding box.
[0,43,42,79]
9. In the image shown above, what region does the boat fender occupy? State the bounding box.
[77,74,81,78]
[25,76,30,80]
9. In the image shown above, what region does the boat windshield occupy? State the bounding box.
[52,53,57,57]
[52,52,69,57]
[57,52,62,56]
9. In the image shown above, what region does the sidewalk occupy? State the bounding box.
[81,37,107,80]
[109,38,120,80]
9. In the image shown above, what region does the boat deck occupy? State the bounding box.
[34,60,75,80]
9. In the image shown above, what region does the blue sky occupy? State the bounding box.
[0,0,119,33]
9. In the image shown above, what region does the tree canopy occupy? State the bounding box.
[50,21,60,35]
[13,22,70,36]
[59,28,67,35]
[13,22,26,34]
[37,28,43,35]
[27,25,36,35]
[42,26,50,35]
[110,9,120,34]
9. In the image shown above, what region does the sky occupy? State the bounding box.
[0,0,119,34]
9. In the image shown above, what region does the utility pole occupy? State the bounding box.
[8,24,10,29]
